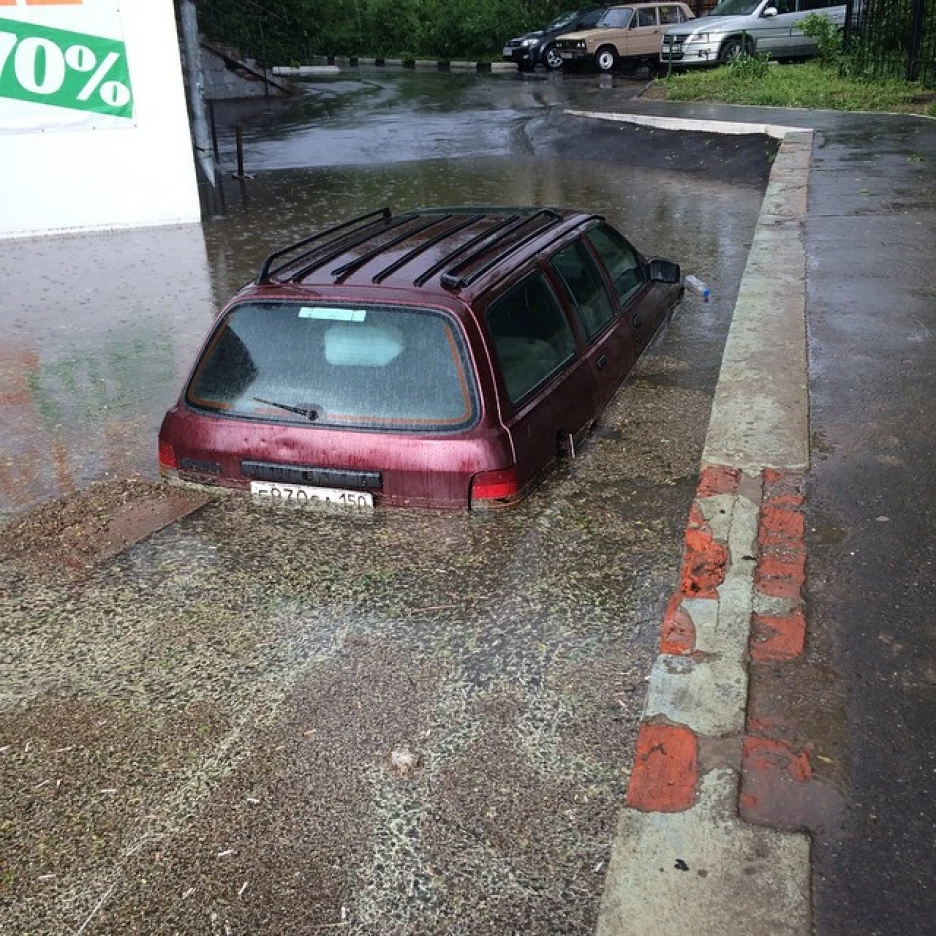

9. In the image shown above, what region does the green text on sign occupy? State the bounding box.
[0,17,133,119]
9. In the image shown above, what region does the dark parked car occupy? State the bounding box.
[502,7,608,70]
[158,206,682,510]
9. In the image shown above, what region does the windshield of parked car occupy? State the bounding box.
[546,11,581,30]
[597,7,634,28]
[709,0,763,15]
[187,302,478,432]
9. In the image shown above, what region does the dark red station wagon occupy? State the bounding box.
[158,206,682,510]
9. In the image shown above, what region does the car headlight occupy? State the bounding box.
[685,33,710,44]
[521,38,537,47]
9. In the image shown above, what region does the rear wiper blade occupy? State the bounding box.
[252,396,319,421]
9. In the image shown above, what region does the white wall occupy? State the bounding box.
[0,1,200,238]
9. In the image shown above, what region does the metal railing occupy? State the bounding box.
[844,0,936,87]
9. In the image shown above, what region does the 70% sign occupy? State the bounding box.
[0,19,133,118]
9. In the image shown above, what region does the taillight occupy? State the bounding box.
[470,467,520,505]
[158,438,178,470]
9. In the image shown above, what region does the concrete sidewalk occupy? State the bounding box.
[580,102,936,936]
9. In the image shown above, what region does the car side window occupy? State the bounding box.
[635,8,658,27]
[485,272,576,404]
[581,9,605,27]
[585,224,644,307]
[550,240,617,340]
[602,8,633,28]
[658,5,685,24]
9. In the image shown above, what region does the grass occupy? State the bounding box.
[653,60,936,118]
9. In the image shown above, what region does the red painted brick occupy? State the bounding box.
[758,505,805,546]
[626,722,698,812]
[755,574,805,601]
[765,492,805,510]
[762,469,805,499]
[751,609,806,661]
[696,464,742,498]
[661,594,695,655]
[757,550,806,581]
[680,526,728,598]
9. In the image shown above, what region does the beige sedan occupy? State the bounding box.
[556,2,695,71]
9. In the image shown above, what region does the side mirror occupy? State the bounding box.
[647,258,681,284]
[763,7,778,17]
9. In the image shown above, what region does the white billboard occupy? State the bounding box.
[0,0,135,132]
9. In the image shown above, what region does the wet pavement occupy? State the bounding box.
[0,71,772,933]
[609,99,936,935]
[804,113,936,936]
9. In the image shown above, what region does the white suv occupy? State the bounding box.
[660,0,847,67]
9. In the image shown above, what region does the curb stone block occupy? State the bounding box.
[660,595,696,655]
[750,609,806,661]
[697,464,742,497]
[680,505,728,598]
[626,722,699,812]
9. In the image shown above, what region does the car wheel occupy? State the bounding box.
[543,44,564,70]
[595,46,617,72]
[719,35,753,64]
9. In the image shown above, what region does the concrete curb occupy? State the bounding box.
[592,116,814,935]
[273,59,517,75]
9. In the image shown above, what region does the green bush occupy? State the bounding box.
[726,50,771,80]
[798,12,842,64]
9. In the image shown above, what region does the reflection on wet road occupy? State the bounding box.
[208,70,633,170]
[1,68,771,933]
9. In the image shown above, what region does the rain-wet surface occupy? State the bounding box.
[1,69,775,933]
[803,114,936,936]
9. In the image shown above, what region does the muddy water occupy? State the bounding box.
[1,70,770,934]
[0,155,756,519]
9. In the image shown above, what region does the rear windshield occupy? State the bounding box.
[186,302,478,432]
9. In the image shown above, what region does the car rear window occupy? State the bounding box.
[186,302,478,432]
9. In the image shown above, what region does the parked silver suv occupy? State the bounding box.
[660,0,846,67]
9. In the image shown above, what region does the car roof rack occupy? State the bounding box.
[254,206,570,291]
[330,213,454,282]
[255,207,395,284]
[437,208,563,290]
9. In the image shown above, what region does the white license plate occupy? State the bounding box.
[502,46,514,56]
[250,480,373,510]
[560,52,573,59]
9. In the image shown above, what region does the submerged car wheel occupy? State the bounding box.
[595,46,617,72]
[543,44,564,70]
[719,35,754,64]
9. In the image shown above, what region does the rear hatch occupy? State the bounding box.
[160,299,510,509]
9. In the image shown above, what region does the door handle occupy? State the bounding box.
[632,314,642,329]
[596,354,608,371]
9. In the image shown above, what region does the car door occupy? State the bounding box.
[624,6,663,58]
[755,0,801,56]
[483,270,598,488]
[584,223,662,352]
[548,237,637,409]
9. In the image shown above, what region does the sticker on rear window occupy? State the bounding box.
[298,307,367,322]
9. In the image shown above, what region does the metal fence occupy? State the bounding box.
[844,0,936,86]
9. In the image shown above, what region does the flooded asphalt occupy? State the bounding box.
[0,69,775,933]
